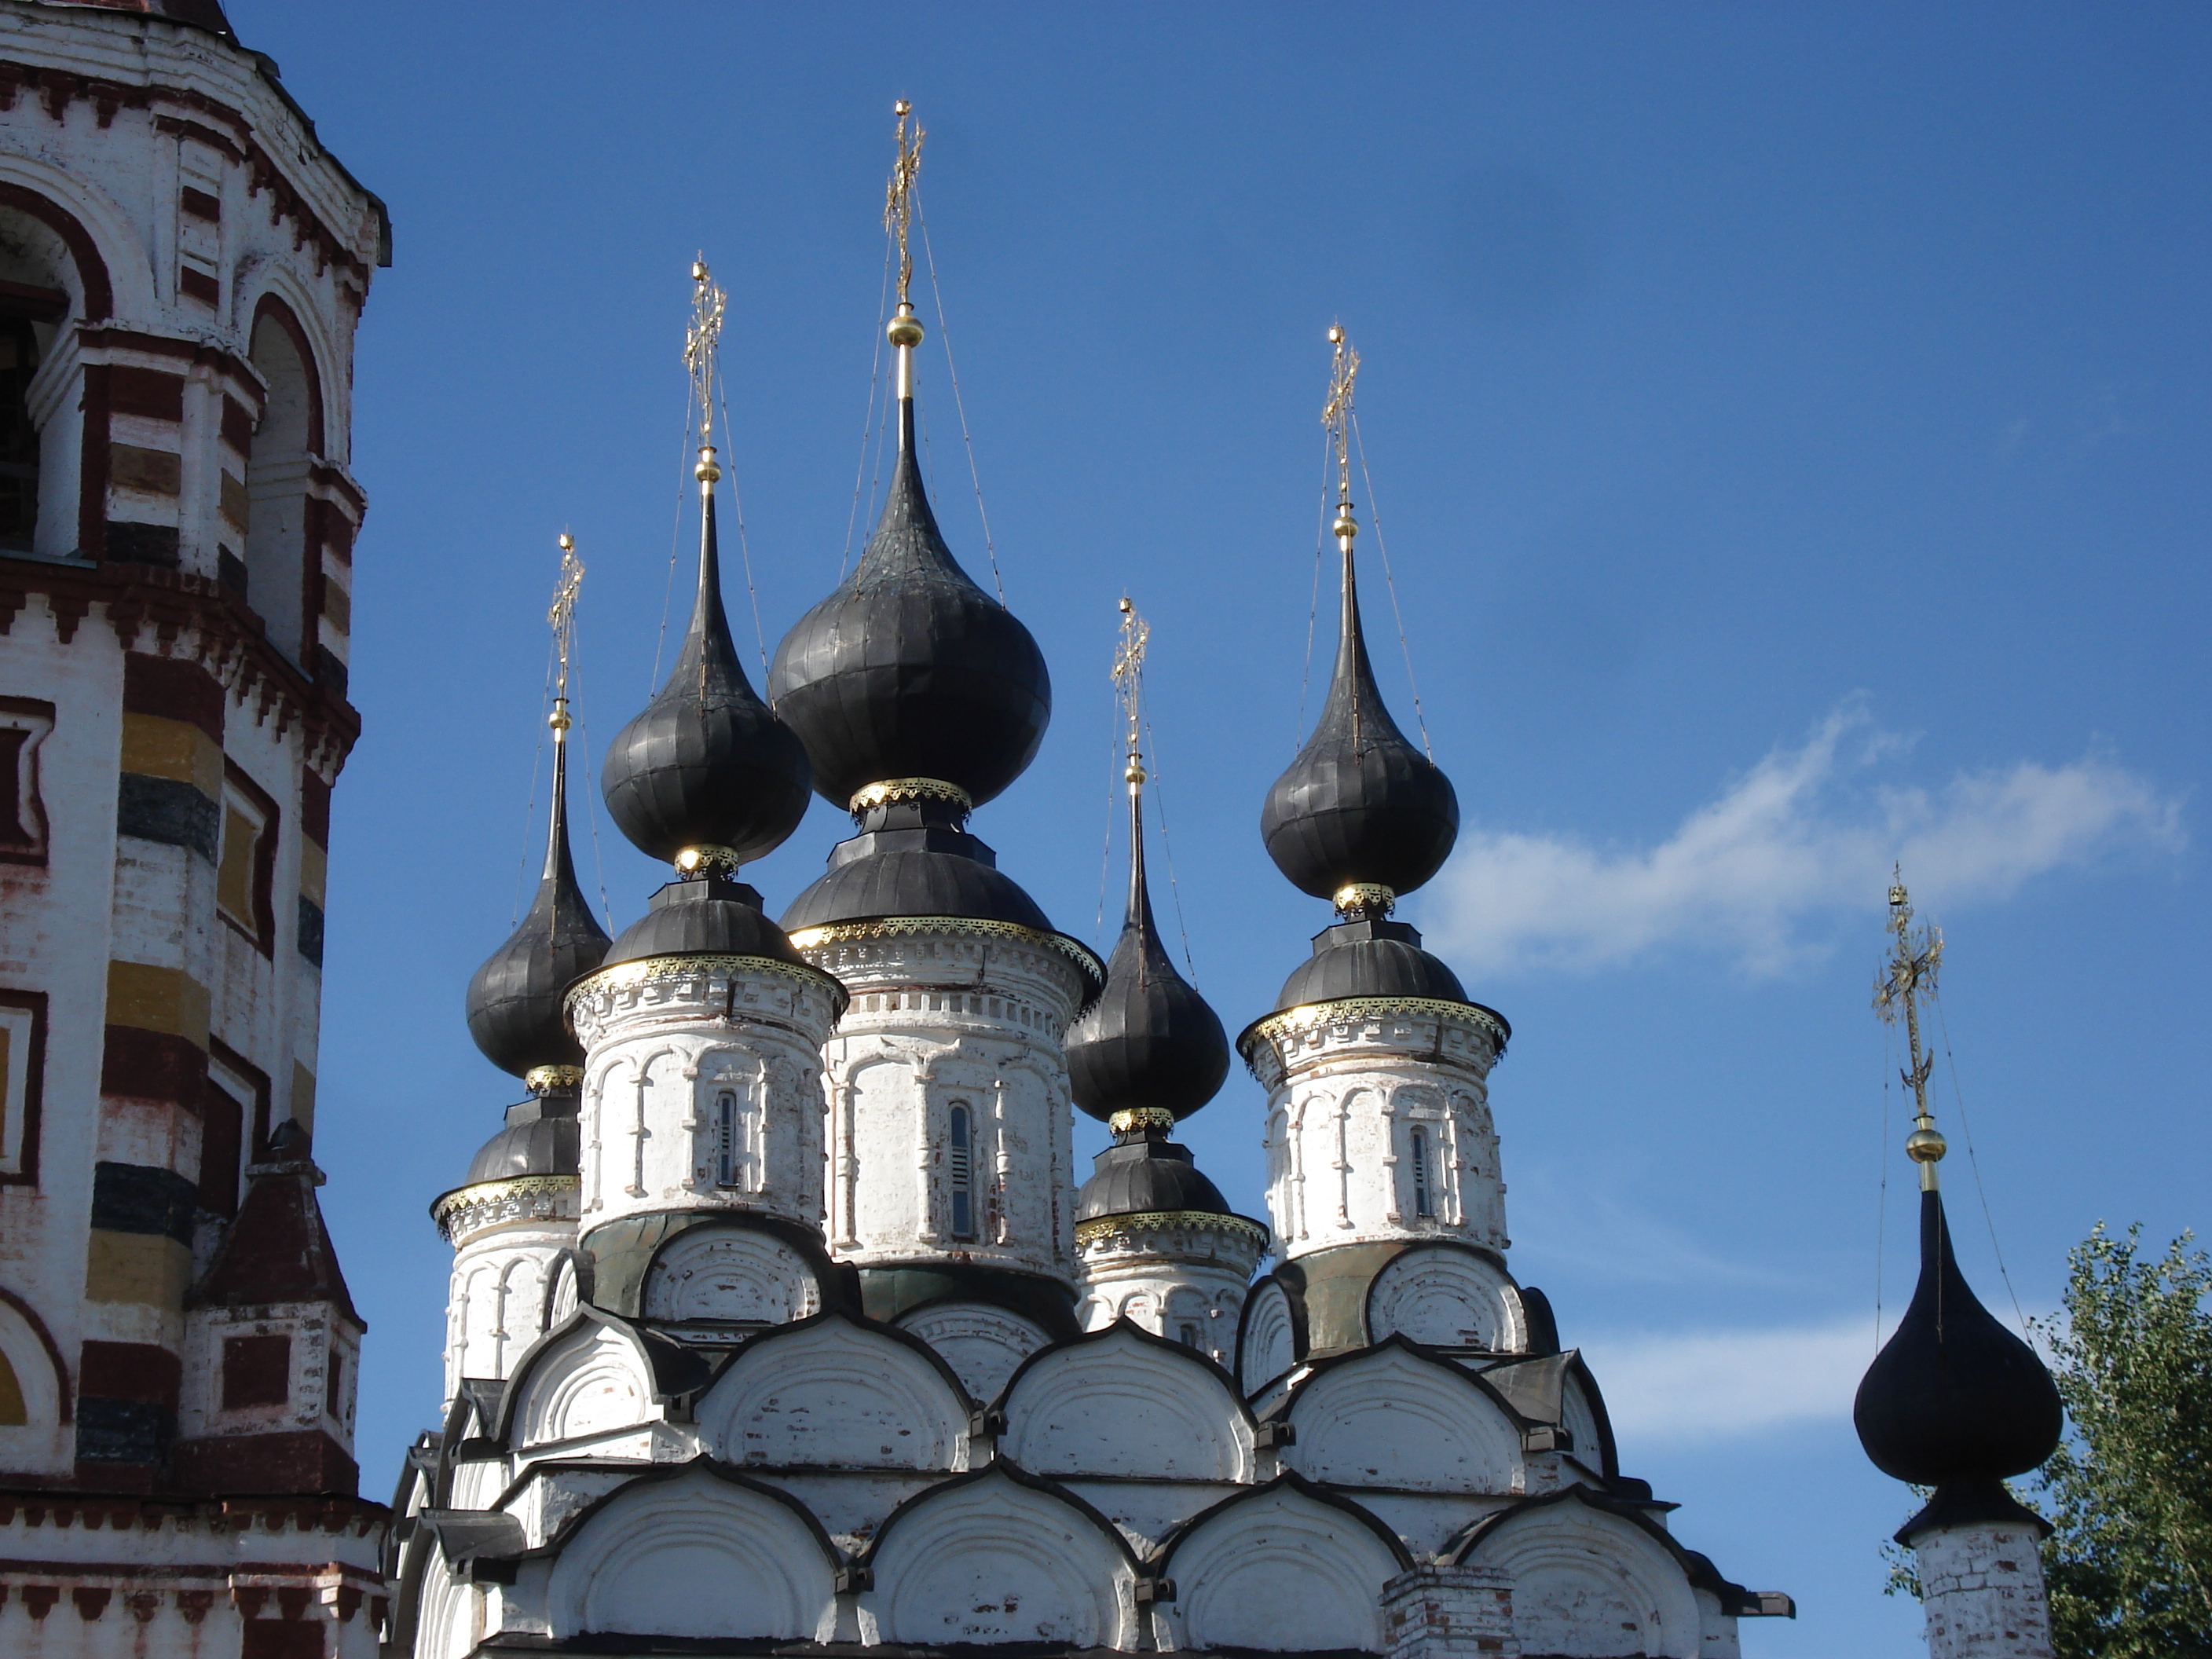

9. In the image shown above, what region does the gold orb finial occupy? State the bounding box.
[694,445,723,483]
[887,308,925,349]
[691,258,709,283]
[557,531,574,552]
[1328,323,1345,344]
[548,705,572,733]
[1906,1125,1947,1164]
[1332,507,1358,541]
[895,99,911,116]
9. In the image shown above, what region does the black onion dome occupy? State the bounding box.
[465,736,611,1077]
[768,403,1050,809]
[463,1092,580,1185]
[1077,1133,1236,1222]
[602,482,811,865]
[1066,788,1229,1123]
[1274,917,1470,1013]
[1855,1189,2064,1487]
[600,876,813,974]
[1262,543,1458,902]
[782,844,1052,933]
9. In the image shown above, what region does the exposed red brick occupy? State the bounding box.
[222,394,255,456]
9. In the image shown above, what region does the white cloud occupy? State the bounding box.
[1582,1318,1874,1444]
[1417,704,2185,978]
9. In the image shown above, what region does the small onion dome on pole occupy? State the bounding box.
[1067,780,1229,1124]
[457,1093,580,1188]
[602,450,812,870]
[464,709,610,1085]
[1854,1187,2063,1525]
[767,394,1050,811]
[1261,518,1457,911]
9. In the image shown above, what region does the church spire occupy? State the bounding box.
[1261,329,1459,917]
[1067,600,1229,1128]
[463,537,612,1090]
[600,262,813,874]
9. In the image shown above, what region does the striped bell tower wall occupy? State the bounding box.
[0,8,393,1653]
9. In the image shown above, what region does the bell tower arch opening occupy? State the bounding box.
[244,296,324,663]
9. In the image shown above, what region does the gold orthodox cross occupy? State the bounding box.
[548,533,585,732]
[1324,324,1360,507]
[884,101,925,309]
[1112,596,1149,784]
[1873,872,1947,1186]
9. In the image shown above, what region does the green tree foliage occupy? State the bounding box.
[2031,1223,2212,1657]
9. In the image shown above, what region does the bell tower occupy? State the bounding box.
[0,1,390,1652]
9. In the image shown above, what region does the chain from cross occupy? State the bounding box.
[1873,870,1943,1121]
[1111,596,1150,772]
[884,101,925,307]
[1323,324,1361,505]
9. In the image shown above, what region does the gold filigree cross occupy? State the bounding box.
[1873,870,1948,1184]
[1323,323,1361,506]
[548,533,585,712]
[884,101,925,308]
[1111,596,1150,781]
[684,256,726,441]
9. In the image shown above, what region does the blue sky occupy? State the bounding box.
[233,5,2210,1653]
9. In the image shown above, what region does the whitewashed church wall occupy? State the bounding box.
[540,1467,840,1644]
[569,962,837,1232]
[1914,1518,2055,1659]
[694,1314,970,1471]
[892,1300,1049,1403]
[1459,1497,1715,1659]
[1286,1345,1526,1496]
[443,1212,571,1403]
[856,1468,1137,1650]
[1075,1218,1262,1370]
[1156,1482,1404,1656]
[798,926,1087,1277]
[998,1324,1252,1481]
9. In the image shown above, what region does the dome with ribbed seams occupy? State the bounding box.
[1261,539,1458,905]
[462,1093,580,1185]
[601,472,811,868]
[1065,786,1229,1122]
[464,729,610,1078]
[1077,1134,1237,1222]
[769,398,1049,811]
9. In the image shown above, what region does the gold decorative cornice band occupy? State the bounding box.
[430,1173,579,1240]
[1237,995,1512,1059]
[565,952,849,1013]
[1332,882,1397,915]
[849,777,973,815]
[1075,1210,1271,1247]
[1108,1108,1177,1134]
[787,916,1107,991]
[525,1064,583,1095]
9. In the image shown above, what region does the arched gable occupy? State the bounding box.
[1284,1339,1523,1494]
[497,1309,706,1450]
[998,1320,1253,1481]
[547,1463,838,1642]
[695,1310,970,1472]
[1157,1474,1408,1654]
[1449,1486,1709,1659]
[894,1298,1051,1403]
[1365,1243,1527,1353]
[641,1219,826,1325]
[1236,1274,1304,1394]
[861,1464,1137,1650]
